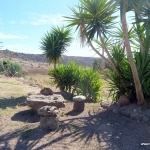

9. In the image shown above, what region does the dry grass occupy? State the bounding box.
[0,75,39,98]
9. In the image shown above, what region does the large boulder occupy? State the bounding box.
[26,94,65,111]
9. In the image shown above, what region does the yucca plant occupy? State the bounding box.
[49,62,80,93]
[77,68,102,102]
[135,51,150,102]
[107,44,133,101]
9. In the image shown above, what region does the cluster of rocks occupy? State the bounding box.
[100,101,150,122]
[26,88,86,130]
[111,104,150,122]
[26,88,66,130]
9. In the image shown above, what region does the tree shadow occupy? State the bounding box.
[31,109,150,150]
[0,126,51,150]
[65,109,84,116]
[0,96,26,109]
[1,108,150,150]
[11,109,40,123]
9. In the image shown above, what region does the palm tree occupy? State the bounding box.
[66,0,132,94]
[66,0,120,74]
[41,26,72,68]
[116,0,145,105]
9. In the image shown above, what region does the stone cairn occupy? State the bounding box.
[73,95,86,112]
[38,106,59,130]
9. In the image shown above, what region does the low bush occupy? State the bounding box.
[49,62,79,93]
[77,68,102,102]
[49,62,102,102]
[0,60,23,77]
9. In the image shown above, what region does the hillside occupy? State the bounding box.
[0,49,101,67]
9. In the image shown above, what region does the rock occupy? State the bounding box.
[26,94,65,111]
[39,116,59,130]
[38,106,59,130]
[100,100,111,109]
[73,95,86,112]
[117,95,130,107]
[40,87,53,95]
[73,95,86,101]
[38,106,59,116]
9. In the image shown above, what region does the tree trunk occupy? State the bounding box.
[121,0,145,105]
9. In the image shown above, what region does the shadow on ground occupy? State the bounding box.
[11,109,40,123]
[54,91,73,101]
[0,109,150,150]
[0,96,26,109]
[65,110,83,116]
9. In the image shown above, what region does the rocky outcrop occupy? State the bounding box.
[26,94,65,111]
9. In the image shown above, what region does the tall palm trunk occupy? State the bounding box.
[122,0,145,105]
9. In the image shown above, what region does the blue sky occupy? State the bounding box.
[0,0,97,57]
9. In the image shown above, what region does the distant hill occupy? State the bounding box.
[0,49,102,67]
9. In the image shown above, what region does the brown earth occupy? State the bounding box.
[0,76,150,150]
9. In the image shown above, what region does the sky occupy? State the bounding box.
[0,0,98,57]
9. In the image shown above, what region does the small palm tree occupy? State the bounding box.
[41,26,72,68]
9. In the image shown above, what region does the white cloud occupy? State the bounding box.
[29,14,65,26]
[0,32,28,40]
[9,14,65,26]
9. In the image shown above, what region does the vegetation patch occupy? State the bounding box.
[0,60,23,77]
[49,62,102,102]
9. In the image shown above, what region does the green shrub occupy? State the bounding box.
[77,68,102,102]
[49,62,102,102]
[107,45,150,102]
[107,45,133,102]
[49,62,80,93]
[1,61,23,77]
[135,51,150,102]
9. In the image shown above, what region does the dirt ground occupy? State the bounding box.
[0,76,150,150]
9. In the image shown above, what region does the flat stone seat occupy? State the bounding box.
[26,94,66,111]
[73,95,86,112]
